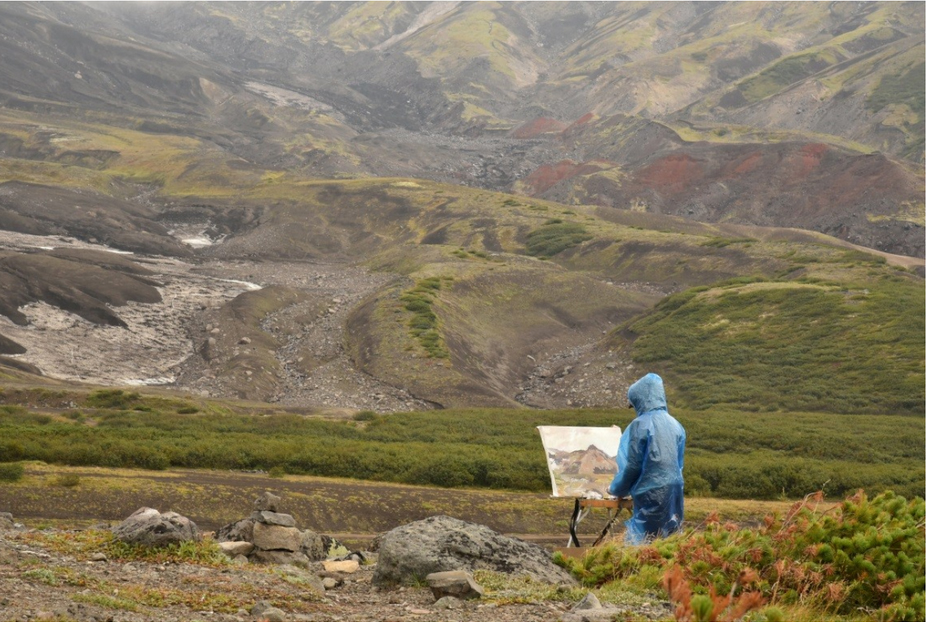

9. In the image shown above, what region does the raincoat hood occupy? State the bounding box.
[628,373,667,416]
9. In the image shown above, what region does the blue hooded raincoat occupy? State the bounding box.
[608,373,686,544]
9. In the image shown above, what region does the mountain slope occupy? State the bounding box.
[0,2,922,414]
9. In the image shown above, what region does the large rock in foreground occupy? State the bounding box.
[112,507,200,547]
[372,515,576,587]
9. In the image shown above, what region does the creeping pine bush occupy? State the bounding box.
[0,462,24,482]
[557,491,925,621]
[400,277,450,358]
[525,221,592,257]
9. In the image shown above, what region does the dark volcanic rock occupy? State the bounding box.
[0,250,162,327]
[372,515,576,587]
[0,333,25,355]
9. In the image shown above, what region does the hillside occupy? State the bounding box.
[0,2,922,254]
[0,1,922,417]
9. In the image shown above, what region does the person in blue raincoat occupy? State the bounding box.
[608,373,686,544]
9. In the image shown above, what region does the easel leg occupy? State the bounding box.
[567,498,581,547]
[592,508,622,547]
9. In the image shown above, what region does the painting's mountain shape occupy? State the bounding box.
[559,445,616,477]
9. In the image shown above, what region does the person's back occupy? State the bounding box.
[608,373,686,544]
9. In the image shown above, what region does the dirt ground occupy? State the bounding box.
[0,464,619,550]
[0,526,620,622]
[0,465,685,622]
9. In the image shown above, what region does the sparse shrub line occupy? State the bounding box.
[399,277,451,358]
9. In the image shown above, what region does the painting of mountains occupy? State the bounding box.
[537,425,622,498]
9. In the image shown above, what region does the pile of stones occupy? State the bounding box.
[215,491,332,566]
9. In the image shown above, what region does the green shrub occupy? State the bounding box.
[525,221,592,257]
[85,389,141,409]
[400,278,451,358]
[0,462,24,482]
[53,474,81,487]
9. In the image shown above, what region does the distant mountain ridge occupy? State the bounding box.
[0,1,921,257]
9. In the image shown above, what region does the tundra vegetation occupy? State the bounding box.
[0,4,923,621]
[0,396,921,501]
[557,491,924,622]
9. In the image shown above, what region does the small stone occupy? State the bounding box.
[425,570,484,600]
[219,541,254,557]
[322,577,339,590]
[434,596,462,610]
[254,492,281,512]
[572,593,602,611]
[322,560,359,574]
[239,336,251,344]
[252,511,296,527]
[90,552,107,562]
[262,607,286,622]
[210,327,221,334]
[250,600,272,616]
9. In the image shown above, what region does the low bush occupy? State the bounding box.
[53,473,81,487]
[557,491,925,621]
[525,221,592,257]
[0,462,24,482]
[0,405,921,499]
[400,278,451,358]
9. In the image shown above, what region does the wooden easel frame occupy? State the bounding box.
[567,497,633,547]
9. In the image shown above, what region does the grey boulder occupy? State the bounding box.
[372,515,576,586]
[112,507,200,547]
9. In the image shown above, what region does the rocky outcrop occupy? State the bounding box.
[372,515,576,586]
[112,507,200,547]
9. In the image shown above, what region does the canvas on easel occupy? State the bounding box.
[537,426,622,498]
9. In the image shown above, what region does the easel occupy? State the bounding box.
[567,497,633,547]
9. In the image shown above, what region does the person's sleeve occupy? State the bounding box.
[608,423,647,497]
